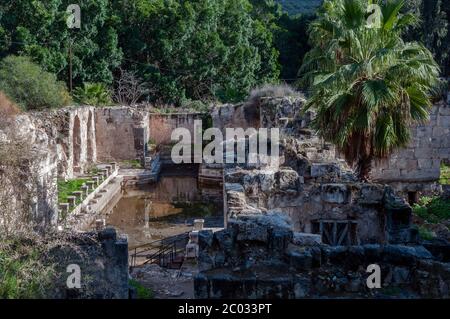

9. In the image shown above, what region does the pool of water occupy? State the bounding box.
[103,170,223,249]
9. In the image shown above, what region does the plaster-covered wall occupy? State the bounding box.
[149,113,205,145]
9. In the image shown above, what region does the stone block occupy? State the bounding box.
[189,231,199,243]
[321,184,350,204]
[98,227,117,241]
[417,159,433,169]
[275,169,299,191]
[358,184,384,205]
[287,245,313,271]
[226,191,246,210]
[198,230,214,249]
[232,219,269,243]
[225,183,244,193]
[437,115,450,129]
[292,232,322,246]
[185,243,199,259]
[81,185,89,196]
[311,163,340,178]
[382,245,433,265]
[59,203,70,215]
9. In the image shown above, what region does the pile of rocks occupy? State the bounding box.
[195,213,450,299]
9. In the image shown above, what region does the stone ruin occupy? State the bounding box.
[194,96,450,299]
[195,212,450,298]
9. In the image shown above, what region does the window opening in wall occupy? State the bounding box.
[311,220,358,246]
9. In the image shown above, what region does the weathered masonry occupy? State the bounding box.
[6,106,207,229]
[372,101,450,199]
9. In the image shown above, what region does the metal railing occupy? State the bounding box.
[130,232,190,269]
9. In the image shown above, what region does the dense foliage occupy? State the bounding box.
[403,0,450,76]
[0,56,70,110]
[275,0,323,15]
[0,0,448,108]
[0,0,122,87]
[114,0,280,103]
[300,0,441,179]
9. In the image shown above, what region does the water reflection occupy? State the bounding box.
[104,173,223,249]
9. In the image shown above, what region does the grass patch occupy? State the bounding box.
[129,279,153,299]
[0,238,55,299]
[57,178,88,205]
[440,163,450,185]
[121,160,142,169]
[413,196,450,224]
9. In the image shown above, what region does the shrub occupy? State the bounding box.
[73,83,112,106]
[245,83,300,107]
[129,279,153,299]
[0,237,55,299]
[0,56,71,110]
[413,196,450,224]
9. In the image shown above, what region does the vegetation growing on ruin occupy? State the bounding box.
[0,56,71,111]
[73,83,112,107]
[440,163,450,185]
[57,178,89,206]
[120,160,143,169]
[413,196,450,225]
[0,238,55,299]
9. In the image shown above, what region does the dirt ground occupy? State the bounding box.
[130,259,198,299]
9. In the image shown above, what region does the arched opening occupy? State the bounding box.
[87,111,94,163]
[73,115,81,173]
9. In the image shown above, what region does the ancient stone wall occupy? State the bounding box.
[95,107,149,163]
[9,114,60,228]
[50,228,130,299]
[220,97,417,245]
[213,96,449,198]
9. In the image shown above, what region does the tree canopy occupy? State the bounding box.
[300,0,441,179]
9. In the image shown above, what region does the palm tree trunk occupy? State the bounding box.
[357,155,373,182]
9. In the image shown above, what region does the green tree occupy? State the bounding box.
[0,0,122,88]
[114,0,279,104]
[275,12,314,81]
[403,0,449,76]
[300,0,441,180]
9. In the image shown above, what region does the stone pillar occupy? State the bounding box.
[101,169,109,178]
[81,185,89,197]
[86,180,96,191]
[59,203,70,217]
[92,176,100,186]
[110,162,117,171]
[194,219,205,231]
[72,191,84,202]
[67,196,77,209]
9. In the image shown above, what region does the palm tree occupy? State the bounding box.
[300,0,441,180]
